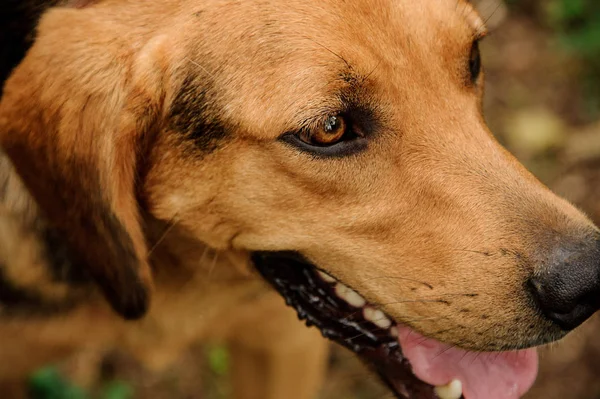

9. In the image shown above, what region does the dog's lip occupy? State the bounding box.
[252,250,439,399]
[251,251,539,399]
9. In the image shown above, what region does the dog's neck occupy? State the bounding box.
[144,215,257,285]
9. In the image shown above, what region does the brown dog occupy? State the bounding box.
[1,1,600,398]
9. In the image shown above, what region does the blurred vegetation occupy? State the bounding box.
[508,0,600,118]
[29,367,133,399]
[546,0,600,118]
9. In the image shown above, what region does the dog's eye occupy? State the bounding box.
[469,41,482,83]
[281,114,368,157]
[299,116,347,146]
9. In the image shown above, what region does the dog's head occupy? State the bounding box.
[1,0,599,397]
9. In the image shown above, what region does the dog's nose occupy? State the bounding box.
[528,240,600,330]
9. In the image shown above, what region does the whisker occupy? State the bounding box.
[451,248,493,256]
[469,350,483,366]
[364,275,433,289]
[459,349,470,363]
[405,327,416,342]
[412,335,432,347]
[303,36,354,71]
[342,316,446,342]
[362,59,383,83]
[186,57,216,80]
[148,214,179,256]
[377,299,450,306]
[483,1,504,25]
[199,245,211,266]
[207,250,219,277]
[340,306,443,324]
[432,343,457,360]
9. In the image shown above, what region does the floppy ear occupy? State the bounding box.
[0,8,167,319]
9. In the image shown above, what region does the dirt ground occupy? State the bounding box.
[31,1,600,398]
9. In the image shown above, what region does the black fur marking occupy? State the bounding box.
[41,225,91,284]
[36,205,150,321]
[0,267,77,317]
[0,0,61,88]
[81,206,151,320]
[169,74,228,152]
[3,140,151,320]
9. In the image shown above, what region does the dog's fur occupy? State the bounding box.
[0,0,598,398]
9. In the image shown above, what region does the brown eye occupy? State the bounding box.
[281,113,368,157]
[299,115,347,146]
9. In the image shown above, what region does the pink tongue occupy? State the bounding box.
[397,326,538,399]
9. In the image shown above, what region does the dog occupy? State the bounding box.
[1,1,600,398]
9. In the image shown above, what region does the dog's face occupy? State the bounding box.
[1,0,600,398]
[145,0,593,347]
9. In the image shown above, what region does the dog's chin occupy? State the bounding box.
[251,251,539,399]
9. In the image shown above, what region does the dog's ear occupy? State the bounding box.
[0,9,168,319]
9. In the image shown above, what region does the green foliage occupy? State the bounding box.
[207,345,230,376]
[99,381,134,399]
[507,0,600,118]
[29,367,134,399]
[545,0,600,117]
[29,367,87,399]
[546,0,600,57]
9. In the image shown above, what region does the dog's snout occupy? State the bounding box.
[529,239,600,331]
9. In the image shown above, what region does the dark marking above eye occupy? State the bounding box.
[169,74,228,153]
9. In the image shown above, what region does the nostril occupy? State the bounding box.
[543,303,596,331]
[528,269,600,331]
[528,276,576,315]
[529,238,600,331]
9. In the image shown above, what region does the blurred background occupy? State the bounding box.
[28,0,600,398]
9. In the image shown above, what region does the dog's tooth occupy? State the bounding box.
[344,288,367,308]
[389,326,399,338]
[334,282,349,297]
[434,379,462,399]
[334,283,367,307]
[363,307,392,329]
[317,270,337,283]
[373,312,392,329]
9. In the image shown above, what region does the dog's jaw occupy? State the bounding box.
[252,251,440,399]
[252,251,539,399]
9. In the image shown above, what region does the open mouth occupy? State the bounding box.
[252,251,539,399]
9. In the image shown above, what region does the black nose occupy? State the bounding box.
[528,239,600,330]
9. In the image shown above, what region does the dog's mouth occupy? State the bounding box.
[252,251,539,399]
